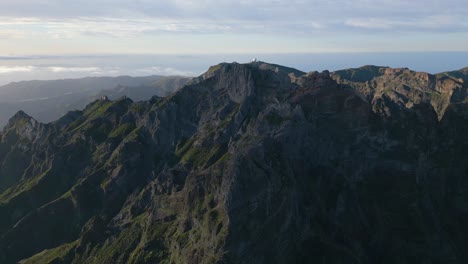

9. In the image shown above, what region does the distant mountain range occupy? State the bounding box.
[1,62,468,263]
[0,75,192,127]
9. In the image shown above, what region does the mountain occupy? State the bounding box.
[0,75,192,128]
[437,67,468,84]
[331,65,467,119]
[331,65,388,82]
[0,61,468,263]
[95,76,193,101]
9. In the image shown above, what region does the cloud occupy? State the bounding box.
[0,0,464,23]
[0,29,25,38]
[134,66,194,76]
[345,19,393,30]
[0,0,466,54]
[0,16,326,39]
[43,66,123,75]
[0,65,112,75]
[0,66,36,74]
[345,15,468,31]
[0,0,465,40]
[0,64,192,77]
[46,66,102,73]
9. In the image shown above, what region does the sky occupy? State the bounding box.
[0,0,467,84]
[0,0,467,54]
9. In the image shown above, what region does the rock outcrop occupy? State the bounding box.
[0,62,467,263]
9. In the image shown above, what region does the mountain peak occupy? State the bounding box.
[331,65,388,82]
[201,61,305,79]
[2,62,468,263]
[3,110,45,142]
[248,61,306,77]
[11,110,31,119]
[6,110,35,128]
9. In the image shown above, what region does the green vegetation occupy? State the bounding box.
[383,87,394,94]
[19,240,79,264]
[109,123,136,139]
[83,100,113,119]
[88,121,113,142]
[207,64,222,74]
[130,103,147,115]
[265,112,287,126]
[219,104,240,129]
[179,143,225,168]
[429,90,440,98]
[334,65,387,82]
[67,99,127,136]
[123,126,143,142]
[0,169,50,204]
[3,62,468,264]
[91,224,143,263]
[175,136,197,157]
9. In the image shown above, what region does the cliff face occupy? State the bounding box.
[332,65,467,120]
[0,62,468,264]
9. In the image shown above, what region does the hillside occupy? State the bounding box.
[0,62,468,263]
[0,75,192,127]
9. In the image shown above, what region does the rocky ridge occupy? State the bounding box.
[0,61,467,263]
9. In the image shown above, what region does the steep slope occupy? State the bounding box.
[0,75,191,127]
[95,76,192,101]
[332,65,388,82]
[0,76,162,103]
[437,67,468,84]
[0,62,468,264]
[332,66,467,120]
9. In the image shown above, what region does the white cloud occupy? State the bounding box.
[0,66,36,74]
[345,19,393,29]
[0,16,327,40]
[0,0,465,53]
[345,15,467,31]
[0,65,122,76]
[0,0,465,41]
[0,64,194,77]
[46,66,101,73]
[0,29,25,38]
[134,66,194,76]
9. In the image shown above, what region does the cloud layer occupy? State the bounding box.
[0,1,467,35]
[0,65,193,76]
[0,0,466,53]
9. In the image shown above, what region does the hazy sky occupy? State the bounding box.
[0,0,467,55]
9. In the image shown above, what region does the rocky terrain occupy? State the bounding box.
[0,61,467,263]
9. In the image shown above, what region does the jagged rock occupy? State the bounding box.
[0,62,468,264]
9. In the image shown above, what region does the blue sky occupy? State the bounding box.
[0,0,467,54]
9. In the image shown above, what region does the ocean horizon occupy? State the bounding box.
[0,51,467,86]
